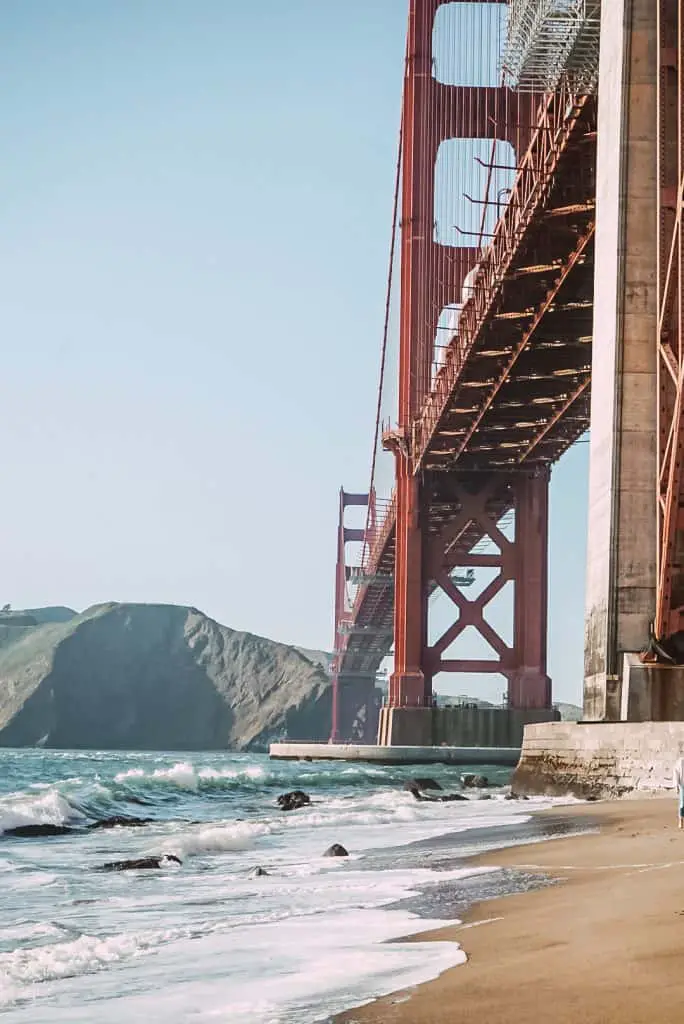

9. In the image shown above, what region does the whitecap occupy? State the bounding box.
[160,820,279,859]
[0,790,82,834]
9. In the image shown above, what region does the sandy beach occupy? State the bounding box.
[335,797,684,1024]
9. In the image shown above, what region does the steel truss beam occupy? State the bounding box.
[413,81,593,467]
[449,224,595,460]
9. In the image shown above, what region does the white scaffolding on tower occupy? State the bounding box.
[501,0,601,94]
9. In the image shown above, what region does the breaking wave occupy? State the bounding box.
[0,926,190,1003]
[0,755,513,845]
[0,789,86,835]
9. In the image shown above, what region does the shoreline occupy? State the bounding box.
[334,796,684,1024]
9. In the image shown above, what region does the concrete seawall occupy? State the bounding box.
[512,722,684,797]
[269,743,521,766]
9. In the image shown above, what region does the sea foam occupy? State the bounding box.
[0,790,81,835]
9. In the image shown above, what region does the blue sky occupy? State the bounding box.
[0,1,588,703]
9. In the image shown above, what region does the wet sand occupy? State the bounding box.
[335,798,684,1024]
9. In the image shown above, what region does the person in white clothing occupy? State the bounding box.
[673,756,684,829]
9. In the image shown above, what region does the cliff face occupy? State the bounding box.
[0,603,333,751]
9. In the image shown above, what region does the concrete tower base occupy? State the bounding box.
[377,705,559,748]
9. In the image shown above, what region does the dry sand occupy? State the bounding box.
[335,798,684,1024]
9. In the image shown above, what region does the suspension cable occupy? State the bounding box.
[361,48,407,569]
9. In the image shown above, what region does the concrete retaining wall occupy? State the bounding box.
[512,722,684,797]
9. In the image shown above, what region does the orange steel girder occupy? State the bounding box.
[657,1,684,637]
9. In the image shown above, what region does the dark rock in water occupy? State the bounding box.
[4,823,74,838]
[277,790,311,812]
[99,855,182,872]
[405,777,442,792]
[88,816,155,830]
[405,782,425,800]
[250,866,269,877]
[406,783,466,802]
[323,843,349,857]
[461,774,489,789]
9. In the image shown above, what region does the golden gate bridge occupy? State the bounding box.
[328,0,684,747]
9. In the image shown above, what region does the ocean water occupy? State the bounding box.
[0,750,570,1023]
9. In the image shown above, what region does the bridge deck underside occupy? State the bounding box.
[340,101,596,679]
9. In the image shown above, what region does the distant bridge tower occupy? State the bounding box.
[330,490,379,743]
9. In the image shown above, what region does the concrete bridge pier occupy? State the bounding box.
[334,675,379,745]
[513,0,684,795]
[583,0,659,721]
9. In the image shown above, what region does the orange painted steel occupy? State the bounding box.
[422,470,550,708]
[413,80,593,467]
[388,0,428,708]
[334,0,597,731]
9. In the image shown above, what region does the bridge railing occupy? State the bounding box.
[340,494,397,632]
[412,79,591,467]
[361,493,396,573]
[381,694,437,709]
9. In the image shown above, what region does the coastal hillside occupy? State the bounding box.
[0,603,335,751]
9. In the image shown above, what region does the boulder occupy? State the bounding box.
[277,790,311,812]
[405,781,426,800]
[249,866,269,877]
[404,777,442,792]
[88,816,155,830]
[99,855,182,872]
[3,823,74,838]
[406,783,467,802]
[461,774,489,789]
[323,843,349,857]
